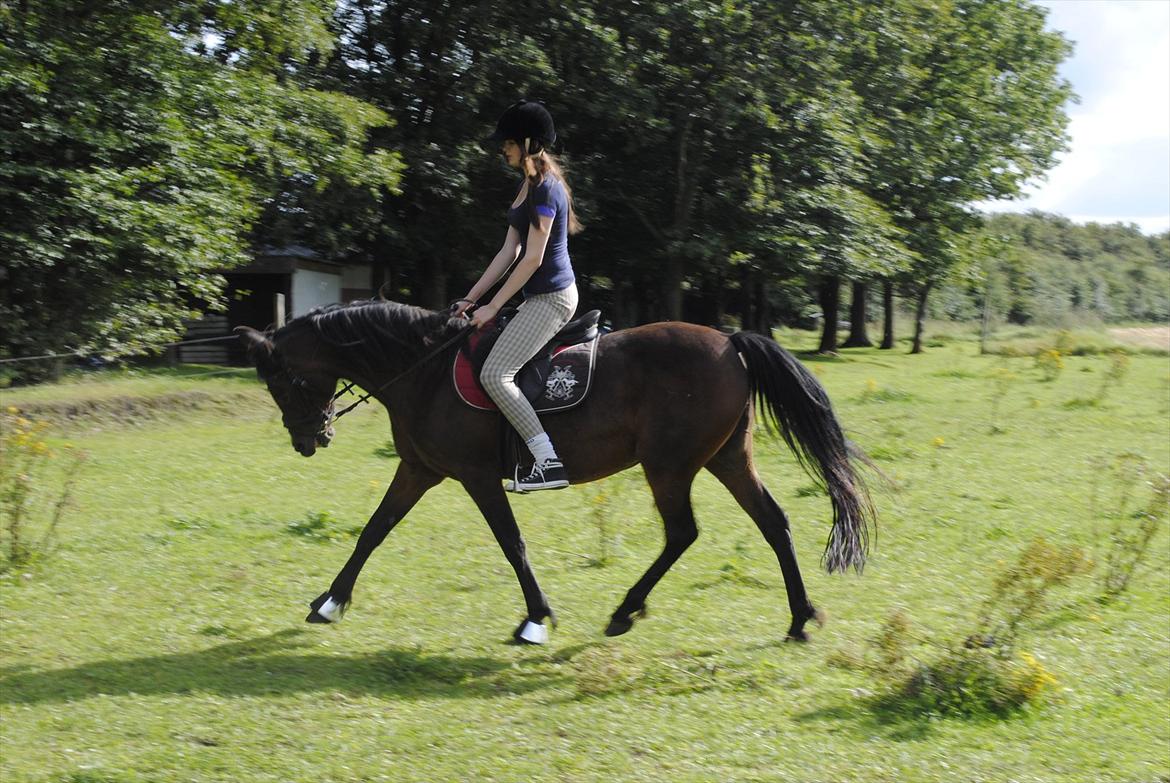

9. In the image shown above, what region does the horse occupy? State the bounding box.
[235,299,874,644]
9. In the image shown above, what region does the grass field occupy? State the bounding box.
[1,328,1168,783]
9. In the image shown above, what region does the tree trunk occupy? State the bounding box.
[661,256,683,321]
[753,272,771,335]
[842,281,872,347]
[817,276,840,354]
[880,279,895,349]
[739,264,754,331]
[422,256,447,310]
[910,281,933,354]
[979,272,994,355]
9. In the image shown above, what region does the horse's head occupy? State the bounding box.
[236,326,336,457]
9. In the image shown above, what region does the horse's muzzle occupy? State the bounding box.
[292,435,318,457]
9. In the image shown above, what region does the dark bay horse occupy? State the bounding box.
[236,300,874,644]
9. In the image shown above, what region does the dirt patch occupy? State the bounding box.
[7,391,267,427]
[1108,326,1170,352]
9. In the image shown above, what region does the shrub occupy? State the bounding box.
[854,537,1090,720]
[890,646,1059,719]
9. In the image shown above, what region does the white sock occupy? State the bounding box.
[525,433,559,464]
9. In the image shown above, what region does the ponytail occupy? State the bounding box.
[522,148,583,235]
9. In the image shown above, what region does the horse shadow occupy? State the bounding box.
[0,630,568,705]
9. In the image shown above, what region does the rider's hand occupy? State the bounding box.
[451,299,475,318]
[471,303,499,330]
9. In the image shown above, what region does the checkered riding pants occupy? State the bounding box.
[480,284,579,443]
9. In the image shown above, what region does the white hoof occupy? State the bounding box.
[518,620,549,644]
[318,596,346,622]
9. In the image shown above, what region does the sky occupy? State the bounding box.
[979,0,1170,235]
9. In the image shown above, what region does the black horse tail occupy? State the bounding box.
[730,331,874,573]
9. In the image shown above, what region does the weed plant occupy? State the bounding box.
[1034,349,1065,382]
[987,366,1017,433]
[837,537,1092,720]
[1101,474,1170,603]
[0,410,85,573]
[583,477,621,568]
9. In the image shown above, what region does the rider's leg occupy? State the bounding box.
[480,285,577,488]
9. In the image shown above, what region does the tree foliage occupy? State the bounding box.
[0,1,400,376]
[2,0,1086,376]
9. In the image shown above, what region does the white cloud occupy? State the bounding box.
[980,0,1170,234]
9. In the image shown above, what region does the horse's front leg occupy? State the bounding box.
[461,475,556,644]
[307,459,441,623]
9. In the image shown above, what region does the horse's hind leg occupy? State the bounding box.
[307,459,441,623]
[605,469,699,636]
[706,432,823,641]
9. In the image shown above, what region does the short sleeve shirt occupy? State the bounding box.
[506,175,575,296]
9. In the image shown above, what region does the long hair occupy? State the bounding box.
[521,147,584,235]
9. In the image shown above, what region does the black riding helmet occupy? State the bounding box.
[487,100,556,155]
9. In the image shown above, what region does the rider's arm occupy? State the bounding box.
[456,227,522,313]
[484,216,553,310]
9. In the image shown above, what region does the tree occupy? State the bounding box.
[0,1,401,378]
[845,0,1073,352]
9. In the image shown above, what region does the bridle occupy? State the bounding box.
[268,324,476,439]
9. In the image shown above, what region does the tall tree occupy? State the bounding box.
[845,0,1072,353]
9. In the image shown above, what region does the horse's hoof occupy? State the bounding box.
[784,607,825,642]
[513,618,549,645]
[306,593,347,624]
[604,616,634,637]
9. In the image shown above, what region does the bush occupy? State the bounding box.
[890,647,1059,719]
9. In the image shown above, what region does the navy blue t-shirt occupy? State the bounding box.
[507,175,575,296]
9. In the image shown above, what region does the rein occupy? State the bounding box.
[328,324,476,423]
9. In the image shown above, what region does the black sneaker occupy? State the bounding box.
[506,459,569,493]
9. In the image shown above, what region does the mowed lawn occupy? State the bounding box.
[1,332,1168,783]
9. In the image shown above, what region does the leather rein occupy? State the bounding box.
[323,323,476,425]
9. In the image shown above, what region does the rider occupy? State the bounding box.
[453,100,583,492]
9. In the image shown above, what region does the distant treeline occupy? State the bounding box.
[930,213,1170,328]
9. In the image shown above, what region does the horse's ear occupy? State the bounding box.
[377,282,392,301]
[235,326,275,368]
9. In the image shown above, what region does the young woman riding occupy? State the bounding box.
[452,100,584,492]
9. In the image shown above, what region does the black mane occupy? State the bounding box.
[282,299,467,377]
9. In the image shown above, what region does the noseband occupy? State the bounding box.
[265,360,336,439]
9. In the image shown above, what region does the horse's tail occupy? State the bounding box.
[729,331,874,573]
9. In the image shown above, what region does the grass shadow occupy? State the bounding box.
[0,630,567,705]
[794,700,937,742]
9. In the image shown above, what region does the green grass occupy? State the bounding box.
[1,333,1168,783]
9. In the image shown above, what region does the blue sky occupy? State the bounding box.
[980,0,1170,235]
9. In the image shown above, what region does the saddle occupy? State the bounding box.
[453,308,601,412]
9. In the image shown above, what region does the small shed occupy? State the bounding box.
[177,245,376,364]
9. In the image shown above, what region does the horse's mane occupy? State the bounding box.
[281,299,466,377]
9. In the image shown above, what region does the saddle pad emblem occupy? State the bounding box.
[545,365,578,400]
[453,337,598,413]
